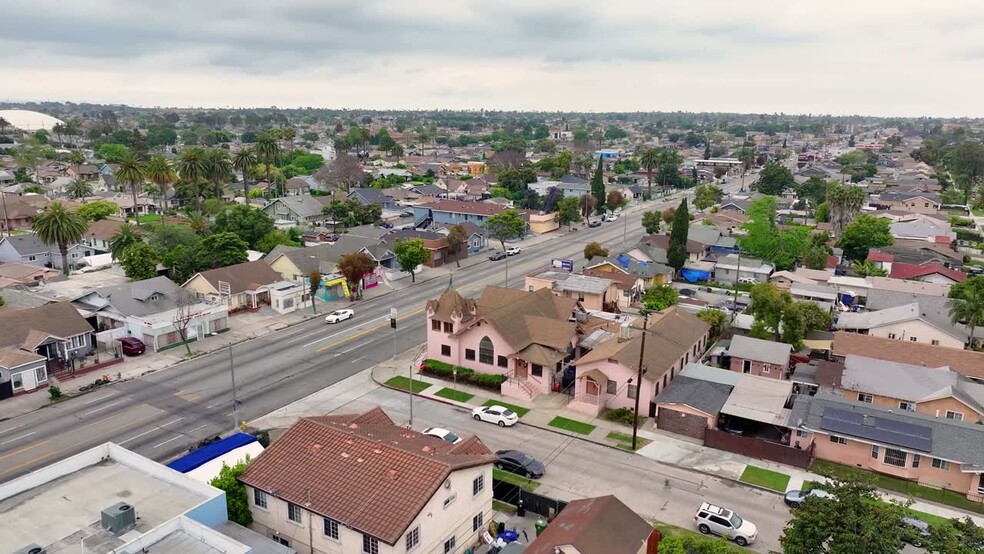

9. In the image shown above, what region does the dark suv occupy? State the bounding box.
[118,337,146,356]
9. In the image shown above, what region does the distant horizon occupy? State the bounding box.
[4,2,984,119]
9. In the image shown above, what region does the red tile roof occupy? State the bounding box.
[889,262,966,283]
[238,409,495,545]
[866,251,894,263]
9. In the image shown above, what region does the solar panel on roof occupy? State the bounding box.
[819,407,932,452]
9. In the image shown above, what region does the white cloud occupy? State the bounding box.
[1,0,983,116]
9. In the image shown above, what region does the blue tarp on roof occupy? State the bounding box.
[166,432,257,473]
[681,268,711,283]
[615,254,631,269]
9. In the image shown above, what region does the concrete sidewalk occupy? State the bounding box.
[369,352,984,527]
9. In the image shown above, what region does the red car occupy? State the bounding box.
[118,337,146,356]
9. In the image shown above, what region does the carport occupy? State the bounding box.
[719,374,794,438]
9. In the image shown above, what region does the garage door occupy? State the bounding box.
[656,407,707,441]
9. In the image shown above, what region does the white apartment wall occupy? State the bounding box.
[248,464,493,554]
[869,320,965,349]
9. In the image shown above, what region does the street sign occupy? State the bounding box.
[552,259,574,271]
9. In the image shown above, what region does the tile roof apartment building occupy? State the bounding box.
[239,408,495,554]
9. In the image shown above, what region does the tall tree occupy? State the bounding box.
[485,209,526,251]
[556,196,582,228]
[583,242,608,261]
[232,147,257,205]
[948,140,984,204]
[639,147,660,198]
[948,276,984,349]
[826,182,865,237]
[68,149,85,178]
[445,224,468,268]
[108,222,142,260]
[205,148,233,202]
[642,284,679,312]
[641,210,661,234]
[118,242,159,280]
[116,153,146,226]
[754,161,795,196]
[178,147,208,211]
[212,204,274,250]
[254,132,281,189]
[31,202,88,276]
[316,152,365,192]
[667,198,690,273]
[578,194,597,219]
[145,154,177,213]
[394,238,430,283]
[836,214,893,261]
[198,232,248,269]
[309,270,322,314]
[209,460,253,526]
[590,157,606,214]
[739,196,811,270]
[693,184,723,212]
[337,251,376,300]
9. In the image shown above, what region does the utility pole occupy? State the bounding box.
[408,358,415,428]
[1,192,9,238]
[390,307,397,359]
[731,249,742,324]
[632,313,649,451]
[622,212,627,248]
[228,344,239,432]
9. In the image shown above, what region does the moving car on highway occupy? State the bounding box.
[324,309,354,324]
[506,246,522,256]
[489,251,507,261]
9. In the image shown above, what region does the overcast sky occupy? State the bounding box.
[2,1,982,117]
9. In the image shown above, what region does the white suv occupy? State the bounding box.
[694,502,757,546]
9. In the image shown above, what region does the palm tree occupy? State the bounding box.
[183,210,209,235]
[255,132,281,190]
[116,153,146,226]
[639,147,660,198]
[178,147,208,211]
[145,154,177,213]
[280,127,295,151]
[948,281,984,350]
[205,148,233,203]
[233,147,257,205]
[827,183,865,237]
[108,221,142,260]
[32,202,88,276]
[66,178,93,202]
[68,150,85,177]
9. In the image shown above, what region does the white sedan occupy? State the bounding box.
[423,427,462,444]
[324,309,354,324]
[506,246,522,256]
[472,405,519,427]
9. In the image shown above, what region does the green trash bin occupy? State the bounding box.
[534,519,548,537]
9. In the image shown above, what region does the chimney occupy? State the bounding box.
[618,322,632,343]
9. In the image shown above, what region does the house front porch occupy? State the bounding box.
[567,368,611,416]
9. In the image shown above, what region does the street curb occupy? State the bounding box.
[374,376,784,498]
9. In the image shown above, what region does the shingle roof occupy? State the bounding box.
[727,335,792,366]
[0,347,46,369]
[238,409,495,545]
[427,285,477,322]
[835,302,966,341]
[263,194,325,218]
[190,260,283,294]
[832,331,984,381]
[1,234,53,256]
[889,262,966,283]
[791,393,984,468]
[655,376,733,415]
[0,302,93,350]
[841,355,984,414]
[475,287,578,352]
[73,276,186,317]
[422,199,510,217]
[524,495,653,554]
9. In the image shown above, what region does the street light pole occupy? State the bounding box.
[632,313,649,451]
[228,344,239,432]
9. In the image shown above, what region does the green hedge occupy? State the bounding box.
[955,228,983,243]
[421,359,506,390]
[603,408,641,426]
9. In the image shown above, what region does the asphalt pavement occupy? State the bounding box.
[0,190,698,482]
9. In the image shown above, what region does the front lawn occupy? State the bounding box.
[133,213,163,224]
[433,387,475,402]
[481,399,530,418]
[493,468,540,492]
[385,376,430,393]
[548,416,596,435]
[810,459,984,514]
[739,465,791,492]
[607,431,651,450]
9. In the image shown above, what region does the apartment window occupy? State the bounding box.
[27,255,36,261]
[473,512,484,532]
[443,321,454,333]
[829,435,847,445]
[465,349,476,361]
[324,518,339,540]
[253,489,268,509]
[932,458,951,470]
[858,393,873,403]
[899,401,915,411]
[888,333,897,339]
[272,536,290,547]
[431,320,441,331]
[35,365,47,384]
[627,384,638,399]
[884,448,907,468]
[479,337,494,364]
[912,454,921,468]
[946,411,964,421]
[497,355,508,368]
[287,503,302,523]
[441,344,451,357]
[473,474,485,496]
[405,526,420,551]
[362,534,379,554]
[531,363,543,377]
[931,339,940,346]
[910,336,918,342]
[607,380,617,395]
[871,445,879,459]
[444,536,457,554]
[796,429,807,437]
